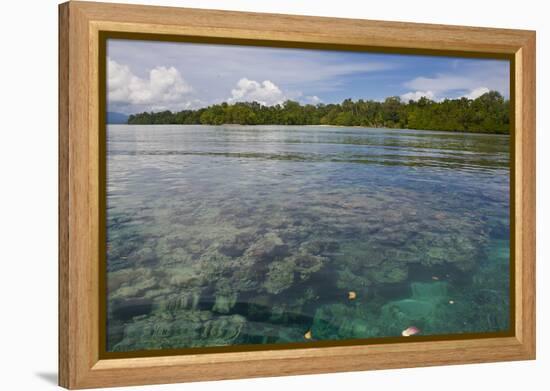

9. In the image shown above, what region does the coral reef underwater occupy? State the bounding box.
[106,125,510,352]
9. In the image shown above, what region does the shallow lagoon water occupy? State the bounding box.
[106,125,510,352]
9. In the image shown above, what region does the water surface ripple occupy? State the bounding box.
[106,125,510,352]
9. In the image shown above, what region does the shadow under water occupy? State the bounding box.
[105,125,510,352]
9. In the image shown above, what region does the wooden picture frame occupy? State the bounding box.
[59,1,536,389]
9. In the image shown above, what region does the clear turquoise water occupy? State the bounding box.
[106,125,510,352]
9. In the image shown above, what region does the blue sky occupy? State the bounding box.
[107,39,510,115]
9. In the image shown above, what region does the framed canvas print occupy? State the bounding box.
[58,1,536,389]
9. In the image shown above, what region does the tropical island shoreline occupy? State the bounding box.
[119,91,510,134]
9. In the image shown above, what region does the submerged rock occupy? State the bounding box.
[264,259,295,294]
[312,304,372,340]
[336,268,371,291]
[293,253,325,280]
[380,281,449,330]
[246,232,289,261]
[162,291,201,312]
[212,293,238,314]
[367,261,408,284]
[112,311,246,352]
[218,232,255,258]
[299,240,339,256]
[168,267,202,287]
[202,315,245,340]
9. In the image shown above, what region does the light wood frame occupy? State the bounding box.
[59,1,536,389]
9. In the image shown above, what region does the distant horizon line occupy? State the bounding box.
[109,90,508,117]
[110,90,510,135]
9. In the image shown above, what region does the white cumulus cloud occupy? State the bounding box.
[107,57,192,111]
[400,90,436,102]
[461,87,490,100]
[403,64,508,101]
[228,78,286,106]
[404,75,473,93]
[304,95,322,105]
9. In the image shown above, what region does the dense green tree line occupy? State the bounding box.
[127,91,509,134]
